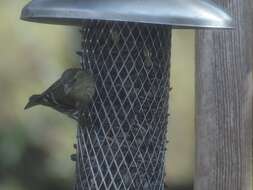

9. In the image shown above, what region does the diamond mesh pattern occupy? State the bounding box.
[75,21,171,190]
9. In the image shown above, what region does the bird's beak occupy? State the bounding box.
[24,101,36,110]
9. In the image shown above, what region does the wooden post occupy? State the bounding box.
[195,0,253,189]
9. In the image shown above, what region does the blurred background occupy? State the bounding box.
[0,1,195,190]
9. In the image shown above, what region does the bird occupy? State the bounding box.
[24,68,96,125]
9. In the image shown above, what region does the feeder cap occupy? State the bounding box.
[21,0,233,28]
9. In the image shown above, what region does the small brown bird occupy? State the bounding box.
[24,68,96,125]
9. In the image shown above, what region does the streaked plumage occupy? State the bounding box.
[25,68,95,125]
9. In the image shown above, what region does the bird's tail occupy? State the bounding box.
[24,95,42,110]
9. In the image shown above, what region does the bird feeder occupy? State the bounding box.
[21,0,232,189]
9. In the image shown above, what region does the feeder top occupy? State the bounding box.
[21,0,233,28]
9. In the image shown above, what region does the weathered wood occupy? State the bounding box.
[195,0,253,189]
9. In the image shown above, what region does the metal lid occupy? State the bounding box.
[21,0,233,28]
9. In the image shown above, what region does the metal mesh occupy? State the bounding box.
[75,21,171,190]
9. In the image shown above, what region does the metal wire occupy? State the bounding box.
[75,21,171,190]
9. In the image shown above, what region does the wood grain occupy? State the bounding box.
[195,0,253,189]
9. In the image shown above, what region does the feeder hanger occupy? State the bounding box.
[21,0,233,28]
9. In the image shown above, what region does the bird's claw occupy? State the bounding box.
[70,154,77,162]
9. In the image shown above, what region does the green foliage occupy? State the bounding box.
[0,1,78,190]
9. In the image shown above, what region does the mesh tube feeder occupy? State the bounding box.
[21,1,232,189]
